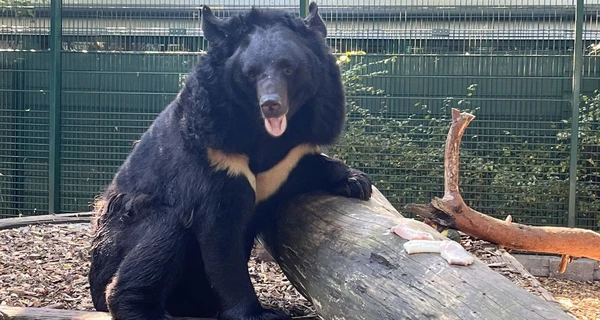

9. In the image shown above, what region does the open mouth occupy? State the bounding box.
[264,114,287,137]
[257,78,288,138]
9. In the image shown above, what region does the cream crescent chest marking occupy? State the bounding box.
[206,144,321,203]
[255,144,321,203]
[207,148,257,192]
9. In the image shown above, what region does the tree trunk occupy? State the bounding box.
[258,187,575,320]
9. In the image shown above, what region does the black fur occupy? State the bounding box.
[88,3,372,320]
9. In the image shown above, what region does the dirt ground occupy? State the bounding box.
[0,223,598,319]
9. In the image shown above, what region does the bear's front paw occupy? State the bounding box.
[330,168,372,200]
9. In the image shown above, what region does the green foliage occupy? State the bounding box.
[555,91,600,225]
[1,0,47,18]
[330,53,600,229]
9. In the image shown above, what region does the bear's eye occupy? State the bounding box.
[247,70,257,79]
[283,67,294,75]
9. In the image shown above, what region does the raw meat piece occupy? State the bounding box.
[403,240,443,254]
[439,240,474,266]
[402,239,474,267]
[391,223,434,241]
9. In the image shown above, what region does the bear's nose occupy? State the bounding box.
[260,94,283,117]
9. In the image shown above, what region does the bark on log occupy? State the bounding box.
[405,108,600,263]
[258,187,575,320]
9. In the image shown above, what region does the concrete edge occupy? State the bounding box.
[513,253,600,282]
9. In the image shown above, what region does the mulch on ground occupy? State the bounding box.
[538,277,600,320]
[0,223,597,319]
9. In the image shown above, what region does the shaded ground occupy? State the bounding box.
[0,223,597,319]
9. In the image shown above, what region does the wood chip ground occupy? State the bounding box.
[0,223,597,319]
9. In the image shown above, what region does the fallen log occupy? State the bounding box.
[0,306,210,320]
[404,108,600,264]
[0,193,575,319]
[0,212,93,230]
[259,187,575,320]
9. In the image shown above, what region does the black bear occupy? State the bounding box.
[88,3,372,320]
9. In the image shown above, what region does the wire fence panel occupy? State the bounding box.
[331,53,574,227]
[0,0,51,217]
[577,5,600,230]
[0,0,599,230]
[58,52,198,212]
[324,0,587,228]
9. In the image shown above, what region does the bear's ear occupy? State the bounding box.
[202,5,225,43]
[303,2,327,38]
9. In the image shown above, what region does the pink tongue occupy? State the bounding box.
[264,115,287,137]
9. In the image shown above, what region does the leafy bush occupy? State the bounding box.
[1,0,48,18]
[330,53,600,229]
[555,91,600,226]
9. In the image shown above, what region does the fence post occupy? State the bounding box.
[299,0,309,18]
[569,0,584,228]
[49,0,62,214]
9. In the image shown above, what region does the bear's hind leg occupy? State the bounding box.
[165,231,219,318]
[105,213,186,320]
[193,181,291,320]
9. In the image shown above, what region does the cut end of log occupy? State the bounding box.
[451,108,476,121]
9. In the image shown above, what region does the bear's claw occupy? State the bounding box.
[331,169,373,201]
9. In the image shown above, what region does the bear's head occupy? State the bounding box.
[200,3,345,144]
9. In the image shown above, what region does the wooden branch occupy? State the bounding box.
[405,108,600,262]
[0,212,93,230]
[259,187,575,320]
[0,306,211,320]
[558,255,572,274]
[443,109,476,195]
[404,203,456,229]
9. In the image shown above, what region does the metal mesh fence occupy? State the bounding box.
[0,0,50,216]
[577,4,600,230]
[0,0,599,230]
